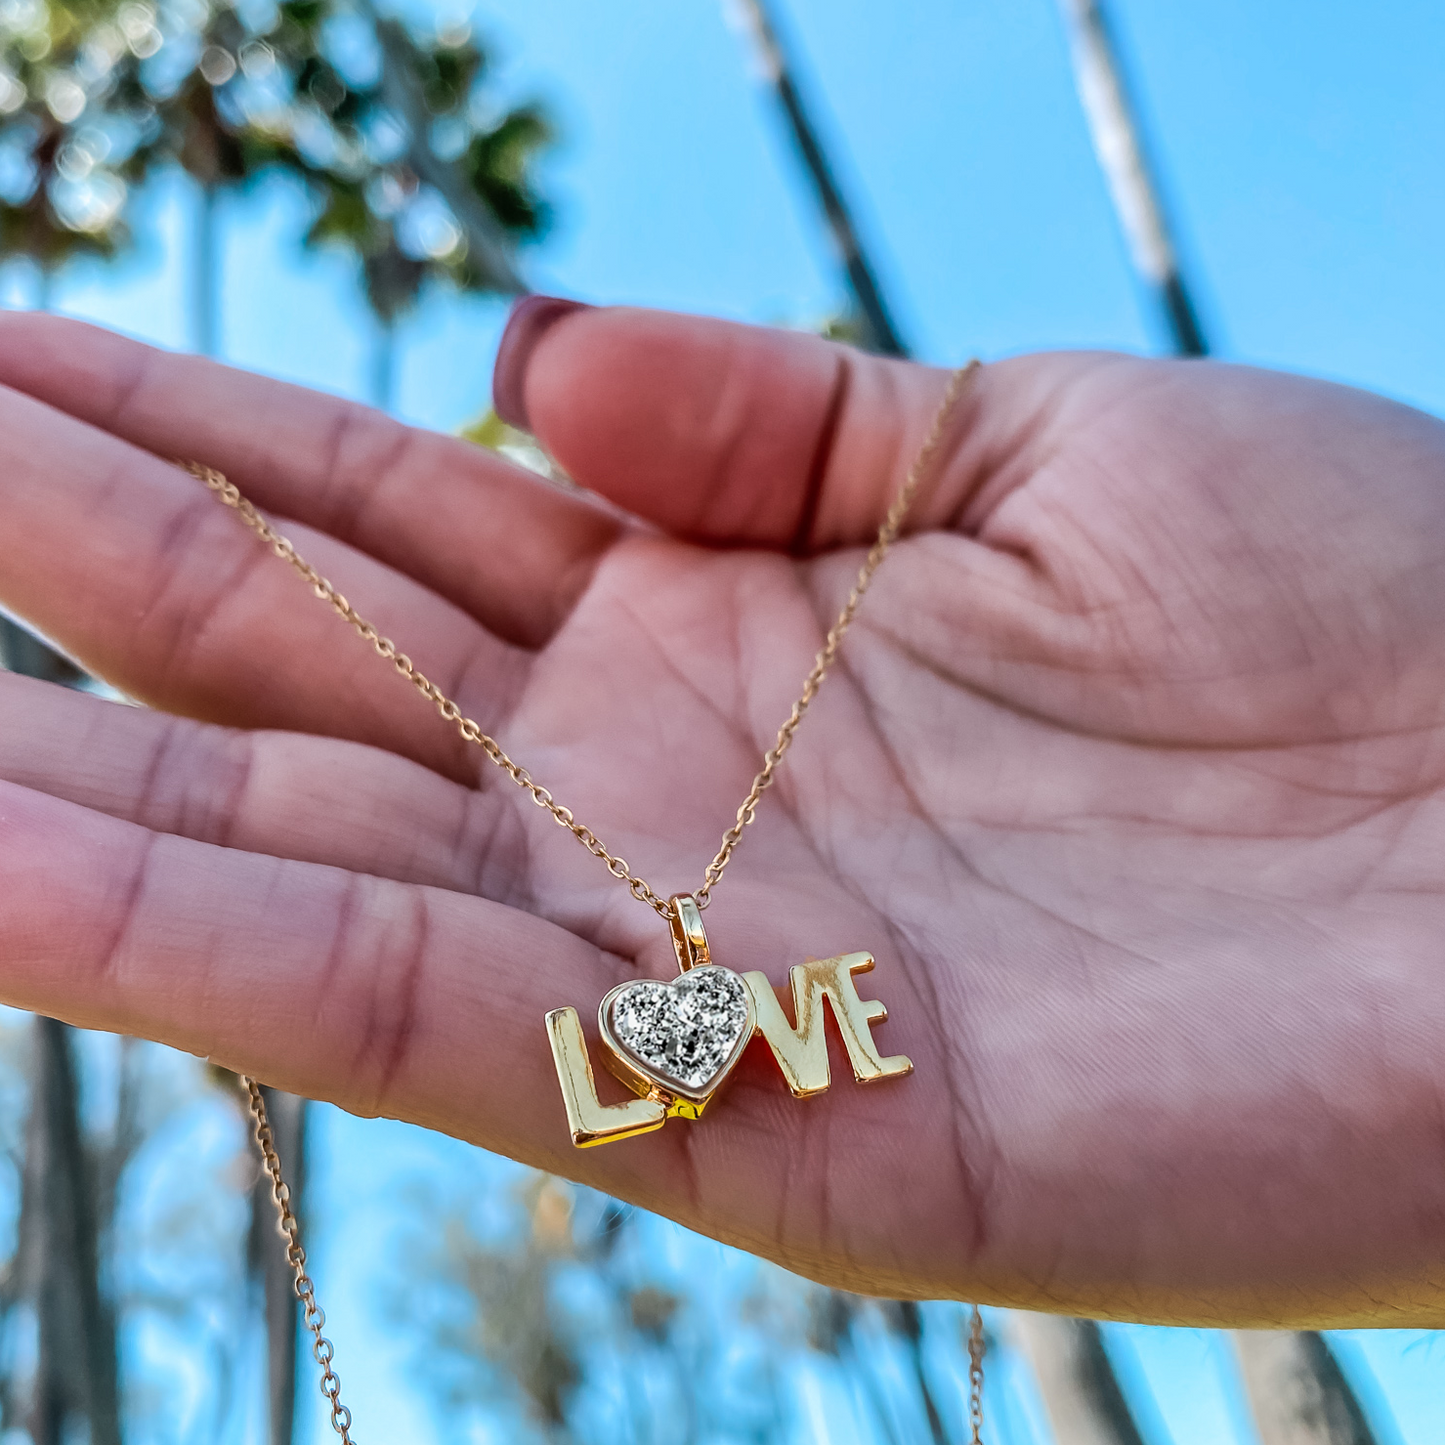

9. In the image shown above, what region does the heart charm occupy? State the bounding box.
[598,965,755,1118]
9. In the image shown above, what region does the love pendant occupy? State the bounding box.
[545,895,913,1148]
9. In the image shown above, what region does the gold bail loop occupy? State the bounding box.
[668,894,711,974]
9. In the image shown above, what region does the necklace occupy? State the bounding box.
[186,356,986,1442]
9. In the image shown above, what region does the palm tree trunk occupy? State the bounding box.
[882,1302,949,1444]
[372,316,397,413]
[727,0,908,357]
[194,182,219,357]
[249,1087,307,1445]
[357,3,524,295]
[1233,1332,1378,1445]
[20,1018,123,1445]
[0,618,84,686]
[1012,1314,1147,1445]
[1053,0,1208,356]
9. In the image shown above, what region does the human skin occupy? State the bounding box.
[1,303,1444,1327]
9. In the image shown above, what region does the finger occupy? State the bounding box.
[0,778,948,1293]
[492,298,1010,551]
[0,777,615,1162]
[0,384,526,779]
[0,311,621,648]
[0,672,529,899]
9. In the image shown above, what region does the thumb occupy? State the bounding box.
[491,298,999,552]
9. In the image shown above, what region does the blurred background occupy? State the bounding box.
[0,0,1442,1441]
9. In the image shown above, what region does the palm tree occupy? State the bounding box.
[14,1020,122,1445]
[244,1087,309,1445]
[290,5,549,407]
[725,0,906,356]
[0,0,162,305]
[1013,1313,1149,1445]
[1052,0,1208,355]
[1234,1332,1380,1445]
[157,0,302,357]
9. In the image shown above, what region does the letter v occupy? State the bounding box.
[744,952,913,1099]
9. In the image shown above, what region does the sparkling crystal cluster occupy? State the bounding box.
[609,966,749,1091]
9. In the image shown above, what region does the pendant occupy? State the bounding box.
[545,895,913,1148]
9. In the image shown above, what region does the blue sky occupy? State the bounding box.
[29,0,1445,422]
[9,0,1445,1440]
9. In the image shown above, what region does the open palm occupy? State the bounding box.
[3,305,1444,1329]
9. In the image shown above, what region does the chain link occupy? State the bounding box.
[184,359,978,920]
[243,1077,356,1444]
[247,1048,985,1445]
[694,359,980,907]
[208,364,980,1442]
[968,1303,986,1444]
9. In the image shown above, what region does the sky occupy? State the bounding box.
[7,0,1445,1440]
[27,0,1445,424]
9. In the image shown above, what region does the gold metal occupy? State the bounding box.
[544,1008,667,1146]
[668,892,711,972]
[691,360,980,911]
[596,965,756,1120]
[968,1303,987,1443]
[185,361,986,1438]
[184,358,978,921]
[242,1077,355,1443]
[744,953,913,1097]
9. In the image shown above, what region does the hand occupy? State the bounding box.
[2,305,1444,1329]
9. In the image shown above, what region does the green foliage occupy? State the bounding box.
[459,406,572,484]
[819,305,874,349]
[0,0,161,270]
[0,0,552,318]
[466,103,549,233]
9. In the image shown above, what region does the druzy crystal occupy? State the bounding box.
[608,966,750,1093]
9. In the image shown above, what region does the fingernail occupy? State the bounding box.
[492,294,592,432]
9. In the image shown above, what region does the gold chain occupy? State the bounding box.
[182,358,978,921]
[968,1303,987,1443]
[243,1077,356,1443]
[206,361,979,1443]
[694,360,979,908]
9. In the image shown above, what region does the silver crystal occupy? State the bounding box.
[608,966,750,1092]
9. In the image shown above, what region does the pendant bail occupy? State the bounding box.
[668,893,711,974]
